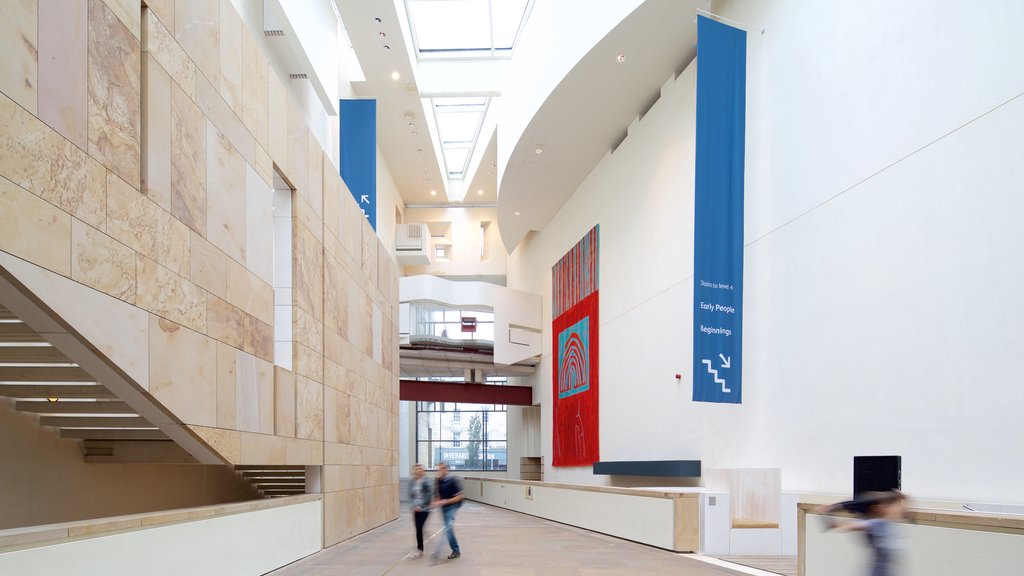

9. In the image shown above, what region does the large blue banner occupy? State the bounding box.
[339,99,377,231]
[693,16,746,404]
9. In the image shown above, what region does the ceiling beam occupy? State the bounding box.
[399,380,534,406]
[398,356,536,376]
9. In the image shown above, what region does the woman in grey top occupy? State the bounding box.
[409,464,433,557]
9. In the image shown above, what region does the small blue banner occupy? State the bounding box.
[339,99,377,231]
[693,16,746,404]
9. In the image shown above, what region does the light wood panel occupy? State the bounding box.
[15,400,134,414]
[0,366,93,381]
[0,384,114,398]
[60,429,168,440]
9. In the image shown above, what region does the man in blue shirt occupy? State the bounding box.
[432,462,464,560]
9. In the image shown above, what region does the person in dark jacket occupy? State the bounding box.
[431,462,464,560]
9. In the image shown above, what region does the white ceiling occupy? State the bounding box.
[337,0,702,245]
[497,0,703,250]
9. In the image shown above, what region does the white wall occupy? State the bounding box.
[376,146,405,255]
[464,478,682,550]
[402,207,507,279]
[0,500,322,576]
[507,0,1024,503]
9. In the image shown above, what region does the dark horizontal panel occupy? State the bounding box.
[592,460,702,477]
[400,380,533,406]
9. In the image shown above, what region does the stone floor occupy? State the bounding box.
[268,501,773,576]
[712,556,797,576]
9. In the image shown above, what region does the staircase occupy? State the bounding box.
[1,302,304,499]
[0,304,168,442]
[236,466,308,497]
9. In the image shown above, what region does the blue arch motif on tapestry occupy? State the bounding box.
[557,317,590,399]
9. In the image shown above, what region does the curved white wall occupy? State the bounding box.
[508,0,1024,503]
[497,0,642,186]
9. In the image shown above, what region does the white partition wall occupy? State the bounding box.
[0,499,322,576]
[804,510,1024,576]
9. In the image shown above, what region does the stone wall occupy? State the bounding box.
[0,0,399,544]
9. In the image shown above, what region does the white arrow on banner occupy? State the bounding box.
[360,194,369,204]
[719,354,731,369]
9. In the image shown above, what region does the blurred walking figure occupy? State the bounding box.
[431,462,464,560]
[817,490,909,576]
[409,464,433,558]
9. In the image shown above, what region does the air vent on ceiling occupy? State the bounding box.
[289,73,308,80]
[264,29,285,37]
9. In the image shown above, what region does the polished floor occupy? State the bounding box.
[268,501,771,576]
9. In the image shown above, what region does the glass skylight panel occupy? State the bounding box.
[437,111,482,144]
[408,0,490,53]
[491,0,529,49]
[443,147,471,177]
[435,97,488,108]
[406,0,532,58]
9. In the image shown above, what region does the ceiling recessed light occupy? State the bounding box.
[430,190,437,196]
[411,131,418,136]
[477,189,484,196]
[383,45,391,52]
[378,32,387,39]
[391,71,400,80]
[403,111,416,120]
[416,148,423,153]
[616,53,626,63]
[513,211,521,216]
[534,146,544,155]
[374,17,382,23]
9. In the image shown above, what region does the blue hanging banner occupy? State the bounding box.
[339,99,377,231]
[693,15,746,404]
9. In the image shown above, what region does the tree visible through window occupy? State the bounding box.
[416,401,506,471]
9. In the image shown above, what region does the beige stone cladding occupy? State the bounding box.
[0,0,399,544]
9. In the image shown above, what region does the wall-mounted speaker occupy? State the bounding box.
[853,455,901,496]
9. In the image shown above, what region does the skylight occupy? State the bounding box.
[433,97,489,178]
[406,0,531,59]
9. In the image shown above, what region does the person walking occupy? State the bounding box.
[817,490,908,576]
[431,462,464,560]
[408,464,433,558]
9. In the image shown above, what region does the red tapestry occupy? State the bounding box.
[552,226,599,467]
